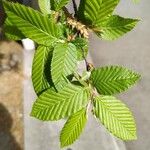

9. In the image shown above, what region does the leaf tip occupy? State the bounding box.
[134,18,141,24]
[60,141,66,149]
[135,72,141,83]
[30,109,35,117]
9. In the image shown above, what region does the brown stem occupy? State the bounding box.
[72,0,78,17]
[81,48,90,71]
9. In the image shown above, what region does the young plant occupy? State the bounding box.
[2,0,141,148]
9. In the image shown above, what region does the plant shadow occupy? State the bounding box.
[0,103,22,150]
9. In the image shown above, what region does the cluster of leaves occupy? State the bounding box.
[2,0,141,148]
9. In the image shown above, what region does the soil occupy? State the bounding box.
[0,41,24,150]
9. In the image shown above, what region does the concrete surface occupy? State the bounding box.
[90,1,150,150]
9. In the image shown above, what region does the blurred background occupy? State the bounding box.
[0,0,150,150]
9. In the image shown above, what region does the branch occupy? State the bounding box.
[72,0,77,16]
[66,1,90,71]
[81,48,90,71]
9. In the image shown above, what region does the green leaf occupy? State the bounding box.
[78,0,139,40]
[78,0,120,25]
[31,83,90,121]
[60,108,87,147]
[38,0,51,14]
[95,15,139,40]
[51,43,77,90]
[4,18,25,40]
[71,38,88,61]
[90,66,141,95]
[32,46,54,96]
[55,0,70,11]
[3,1,61,46]
[93,95,137,140]
[49,0,55,10]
